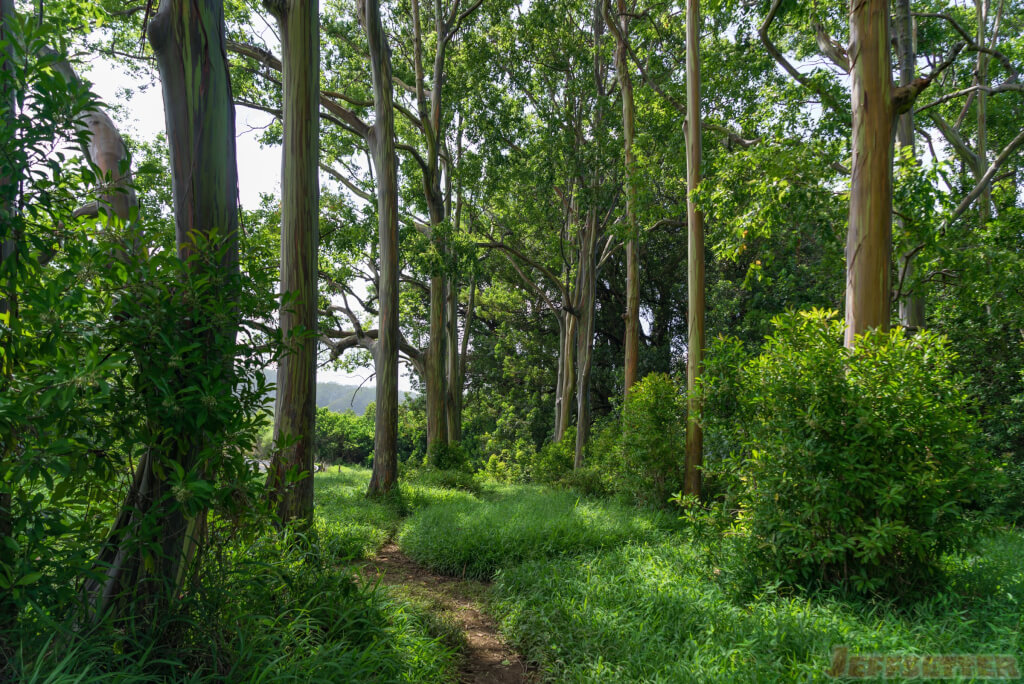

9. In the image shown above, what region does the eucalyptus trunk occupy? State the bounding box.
[574,211,598,468]
[976,0,990,230]
[608,0,640,397]
[85,0,240,621]
[895,0,924,330]
[265,0,319,528]
[554,311,577,442]
[574,0,606,469]
[362,0,400,496]
[683,0,705,497]
[845,0,894,347]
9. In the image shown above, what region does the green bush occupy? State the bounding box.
[314,406,374,465]
[397,486,669,579]
[733,309,992,593]
[620,373,687,507]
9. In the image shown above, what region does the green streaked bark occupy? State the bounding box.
[264,0,319,528]
[362,0,400,496]
[845,0,893,347]
[684,0,705,497]
[84,0,240,622]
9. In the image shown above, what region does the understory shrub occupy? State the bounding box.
[314,406,374,465]
[620,373,687,507]
[731,309,993,594]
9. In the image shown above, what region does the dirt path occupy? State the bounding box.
[361,543,535,684]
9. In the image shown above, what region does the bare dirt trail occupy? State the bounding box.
[362,543,536,684]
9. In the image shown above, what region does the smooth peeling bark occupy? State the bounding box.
[606,0,640,397]
[425,274,448,456]
[844,0,894,347]
[894,0,924,331]
[362,0,399,496]
[683,0,705,497]
[555,311,576,442]
[574,212,597,469]
[976,0,990,230]
[265,0,319,527]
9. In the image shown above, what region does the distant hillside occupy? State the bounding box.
[262,370,414,415]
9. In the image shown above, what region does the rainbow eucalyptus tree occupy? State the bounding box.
[85,0,240,621]
[263,0,320,527]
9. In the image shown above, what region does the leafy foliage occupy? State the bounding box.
[724,310,993,593]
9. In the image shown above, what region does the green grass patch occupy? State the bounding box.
[397,485,672,579]
[491,532,1024,682]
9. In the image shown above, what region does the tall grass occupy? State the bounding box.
[491,533,1024,682]
[398,485,672,579]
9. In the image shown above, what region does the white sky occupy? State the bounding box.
[83,56,413,391]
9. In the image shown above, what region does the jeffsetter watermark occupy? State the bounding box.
[828,647,1020,680]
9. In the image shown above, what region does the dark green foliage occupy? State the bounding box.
[8,526,459,682]
[397,485,669,579]
[314,406,374,465]
[726,309,993,593]
[620,373,687,507]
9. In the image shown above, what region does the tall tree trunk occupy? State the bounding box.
[362,0,400,496]
[606,0,640,398]
[976,0,990,230]
[845,0,894,347]
[445,277,461,443]
[555,311,577,442]
[683,0,705,497]
[894,0,924,330]
[85,0,241,621]
[574,0,606,469]
[265,0,319,528]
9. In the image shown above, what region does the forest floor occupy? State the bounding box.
[361,543,535,684]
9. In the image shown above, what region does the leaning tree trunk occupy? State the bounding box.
[362,0,400,496]
[894,0,924,331]
[845,0,894,347]
[264,0,319,528]
[85,0,240,622]
[683,0,705,497]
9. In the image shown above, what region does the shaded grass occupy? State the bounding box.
[490,533,1024,682]
[397,485,673,579]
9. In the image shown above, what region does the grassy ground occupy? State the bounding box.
[18,466,1020,682]
[387,473,1024,683]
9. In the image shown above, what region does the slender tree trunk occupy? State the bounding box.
[683,0,705,497]
[607,0,640,397]
[555,311,577,442]
[574,0,606,469]
[445,277,461,443]
[845,0,894,347]
[265,0,319,528]
[426,273,448,458]
[362,0,399,496]
[895,0,924,330]
[574,211,598,468]
[976,0,990,230]
[85,0,241,621]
